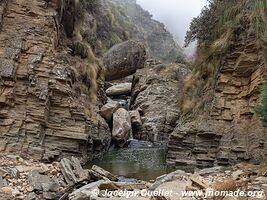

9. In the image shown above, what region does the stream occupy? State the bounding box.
[86,139,194,181]
[86,140,168,181]
[86,88,192,181]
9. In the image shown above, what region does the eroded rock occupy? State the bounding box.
[91,165,118,181]
[60,157,88,185]
[69,180,105,200]
[28,171,59,192]
[131,62,191,141]
[129,110,142,132]
[106,83,132,96]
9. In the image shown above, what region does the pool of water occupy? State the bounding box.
[86,140,180,181]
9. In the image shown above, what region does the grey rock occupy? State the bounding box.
[0,59,17,80]
[232,170,243,180]
[196,166,223,176]
[112,108,132,147]
[149,170,188,190]
[131,62,191,141]
[24,192,37,200]
[5,167,19,178]
[91,165,118,181]
[104,40,146,81]
[100,101,121,122]
[43,192,57,200]
[60,157,88,185]
[28,170,58,192]
[106,83,132,96]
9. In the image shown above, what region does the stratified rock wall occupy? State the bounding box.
[0,0,111,162]
[167,38,267,167]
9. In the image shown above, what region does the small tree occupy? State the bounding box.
[255,83,267,125]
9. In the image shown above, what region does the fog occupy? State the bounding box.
[136,0,207,56]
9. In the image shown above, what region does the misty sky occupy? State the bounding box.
[136,0,207,47]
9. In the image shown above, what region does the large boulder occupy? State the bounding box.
[103,41,147,81]
[106,83,132,96]
[112,108,132,147]
[100,101,121,122]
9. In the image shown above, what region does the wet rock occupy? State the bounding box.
[100,101,121,122]
[106,83,132,96]
[129,110,142,132]
[131,63,191,141]
[60,157,88,185]
[91,165,118,181]
[112,108,132,147]
[104,40,147,81]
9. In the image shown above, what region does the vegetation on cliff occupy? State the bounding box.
[64,0,186,107]
[181,0,267,115]
[256,84,267,125]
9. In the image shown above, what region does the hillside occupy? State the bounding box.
[100,0,185,63]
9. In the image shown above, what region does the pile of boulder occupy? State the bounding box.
[100,40,146,147]
[1,154,267,200]
[100,81,143,147]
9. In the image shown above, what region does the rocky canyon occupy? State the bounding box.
[0,0,266,199]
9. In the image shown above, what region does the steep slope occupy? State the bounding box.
[102,0,185,63]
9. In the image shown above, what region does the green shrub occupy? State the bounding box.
[255,83,267,125]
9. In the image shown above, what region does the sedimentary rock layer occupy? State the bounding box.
[167,39,267,167]
[0,0,111,162]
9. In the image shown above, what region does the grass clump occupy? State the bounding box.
[182,0,267,115]
[255,83,267,125]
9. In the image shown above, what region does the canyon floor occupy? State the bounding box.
[0,153,267,200]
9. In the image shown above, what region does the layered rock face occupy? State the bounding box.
[130,61,191,141]
[167,39,267,167]
[0,0,111,162]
